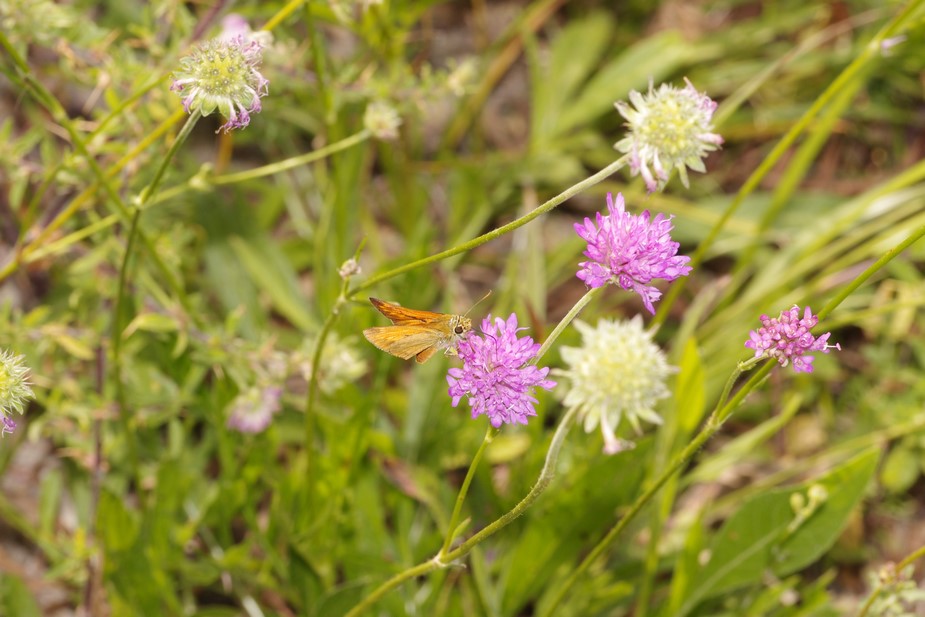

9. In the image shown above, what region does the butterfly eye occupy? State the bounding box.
[454,325,464,334]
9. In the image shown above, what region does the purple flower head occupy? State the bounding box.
[170,32,269,133]
[1,416,16,438]
[447,313,556,428]
[574,193,692,314]
[745,305,841,373]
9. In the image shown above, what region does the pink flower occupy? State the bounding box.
[1,416,16,438]
[575,193,692,314]
[447,314,555,428]
[745,306,841,373]
[170,33,269,133]
[226,387,282,433]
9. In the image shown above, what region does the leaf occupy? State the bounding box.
[228,235,317,333]
[98,488,139,553]
[556,31,697,136]
[880,445,919,494]
[503,442,652,615]
[532,13,614,144]
[0,575,41,617]
[124,312,179,337]
[676,448,879,616]
[773,449,879,575]
[675,338,706,434]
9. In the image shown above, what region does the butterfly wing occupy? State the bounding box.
[369,297,446,325]
[363,326,444,361]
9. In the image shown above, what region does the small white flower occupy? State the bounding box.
[363,101,402,140]
[615,79,723,193]
[556,317,673,454]
[295,335,366,395]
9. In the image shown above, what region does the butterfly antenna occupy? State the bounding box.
[464,290,493,317]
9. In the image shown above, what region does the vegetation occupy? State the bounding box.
[1,0,925,615]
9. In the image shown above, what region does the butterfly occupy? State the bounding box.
[363,297,473,363]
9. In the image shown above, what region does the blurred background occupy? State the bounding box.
[1,0,925,615]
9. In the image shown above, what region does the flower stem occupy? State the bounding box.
[111,112,200,494]
[303,294,346,504]
[650,0,925,330]
[534,286,602,363]
[439,426,499,556]
[446,403,578,560]
[346,405,579,616]
[348,156,629,298]
[857,544,925,617]
[817,222,925,321]
[212,130,370,184]
[261,0,306,31]
[539,361,773,616]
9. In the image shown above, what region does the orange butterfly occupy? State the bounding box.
[363,298,473,363]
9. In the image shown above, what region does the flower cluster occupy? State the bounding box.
[170,32,269,133]
[447,314,555,428]
[745,305,840,373]
[575,193,691,314]
[556,317,672,454]
[223,334,366,434]
[0,349,34,438]
[226,386,282,433]
[363,101,402,140]
[615,79,723,193]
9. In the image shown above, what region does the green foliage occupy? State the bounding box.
[2,0,925,615]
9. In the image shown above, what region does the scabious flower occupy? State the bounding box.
[226,386,282,434]
[0,349,34,437]
[575,192,691,314]
[745,305,840,373]
[615,79,723,193]
[556,317,672,454]
[447,314,555,428]
[170,31,269,133]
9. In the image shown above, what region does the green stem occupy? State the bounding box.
[857,544,925,617]
[343,559,441,617]
[262,0,306,31]
[817,223,925,321]
[439,427,499,556]
[539,361,773,617]
[348,156,630,298]
[110,112,200,494]
[0,32,191,310]
[446,404,578,561]
[533,286,602,363]
[303,295,345,503]
[347,405,580,617]
[212,131,370,184]
[650,0,925,329]
[304,1,336,125]
[112,207,142,486]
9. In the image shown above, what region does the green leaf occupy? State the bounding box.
[532,13,614,144]
[675,338,706,434]
[0,575,41,617]
[98,488,139,553]
[774,448,879,575]
[676,448,879,616]
[556,31,696,136]
[880,445,919,494]
[124,312,179,337]
[228,235,317,333]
